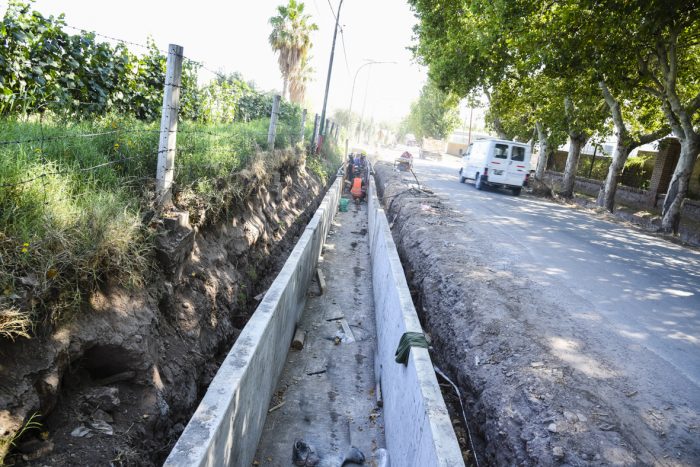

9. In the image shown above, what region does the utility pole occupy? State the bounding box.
[318,0,344,140]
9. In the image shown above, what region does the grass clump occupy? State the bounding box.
[305,136,344,185]
[0,412,42,465]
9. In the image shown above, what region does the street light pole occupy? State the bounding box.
[318,0,344,141]
[348,60,395,143]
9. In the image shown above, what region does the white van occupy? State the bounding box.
[458,138,531,195]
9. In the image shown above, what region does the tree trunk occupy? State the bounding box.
[282,76,289,101]
[483,88,510,140]
[560,133,587,198]
[597,80,631,211]
[597,140,632,211]
[535,122,549,180]
[491,114,509,139]
[661,135,700,233]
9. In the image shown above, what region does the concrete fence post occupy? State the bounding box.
[300,109,307,144]
[311,113,320,150]
[267,95,281,151]
[156,43,184,204]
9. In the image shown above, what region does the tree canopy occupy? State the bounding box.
[401,82,460,140]
[408,0,700,231]
[268,0,317,103]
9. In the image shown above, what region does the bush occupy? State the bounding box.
[620,152,655,189]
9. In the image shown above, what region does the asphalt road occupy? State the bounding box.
[381,150,700,397]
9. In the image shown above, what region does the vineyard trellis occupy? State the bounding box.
[0,0,341,339]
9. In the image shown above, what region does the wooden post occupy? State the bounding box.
[267,95,281,151]
[292,328,306,350]
[300,108,307,144]
[156,44,184,203]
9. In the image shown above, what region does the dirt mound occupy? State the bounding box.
[0,156,325,466]
[373,163,699,466]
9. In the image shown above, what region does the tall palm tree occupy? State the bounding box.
[289,56,314,104]
[269,0,317,100]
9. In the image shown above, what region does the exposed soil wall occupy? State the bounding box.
[373,163,699,466]
[0,154,326,466]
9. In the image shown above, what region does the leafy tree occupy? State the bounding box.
[558,80,610,198]
[332,108,357,130]
[268,0,317,101]
[408,0,535,136]
[596,82,669,211]
[525,0,697,226]
[404,81,460,140]
[488,74,569,179]
[522,0,670,210]
[627,0,700,232]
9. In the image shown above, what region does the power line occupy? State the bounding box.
[325,0,337,20]
[339,27,352,77]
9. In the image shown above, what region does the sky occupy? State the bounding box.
[17,0,428,124]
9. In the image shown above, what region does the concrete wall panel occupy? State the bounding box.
[368,177,465,467]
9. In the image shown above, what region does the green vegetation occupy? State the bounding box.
[0,116,304,338]
[400,82,460,141]
[0,2,316,340]
[0,1,304,124]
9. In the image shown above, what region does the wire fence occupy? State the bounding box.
[0,31,328,203]
[0,3,349,341]
[0,2,348,244]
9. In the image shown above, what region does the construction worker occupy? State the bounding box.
[350,175,365,203]
[345,154,355,190]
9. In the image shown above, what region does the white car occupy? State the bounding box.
[458,138,531,196]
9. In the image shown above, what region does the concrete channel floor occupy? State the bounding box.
[254,196,386,467]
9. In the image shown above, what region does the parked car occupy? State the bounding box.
[458,138,531,195]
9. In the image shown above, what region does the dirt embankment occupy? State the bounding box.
[374,163,699,466]
[0,154,326,466]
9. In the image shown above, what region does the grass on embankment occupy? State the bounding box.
[0,115,314,338]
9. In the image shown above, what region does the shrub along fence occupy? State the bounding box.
[547,149,656,190]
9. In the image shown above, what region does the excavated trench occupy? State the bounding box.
[373,161,700,466]
[0,157,328,466]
